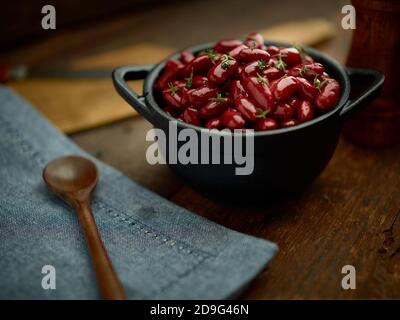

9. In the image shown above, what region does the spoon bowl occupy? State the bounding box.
[43,155,98,195]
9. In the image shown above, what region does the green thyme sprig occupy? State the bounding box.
[209,93,226,103]
[293,44,306,57]
[314,77,329,91]
[185,70,193,88]
[256,72,268,85]
[256,108,268,118]
[205,48,219,64]
[220,54,235,69]
[167,82,179,94]
[257,59,268,70]
[274,53,287,72]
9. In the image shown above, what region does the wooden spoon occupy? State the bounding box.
[43,155,126,300]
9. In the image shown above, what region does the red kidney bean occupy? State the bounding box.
[163,105,179,117]
[273,103,296,119]
[315,79,340,111]
[222,80,232,93]
[303,55,314,64]
[234,66,243,79]
[173,80,187,89]
[297,100,314,123]
[182,54,216,78]
[229,79,248,99]
[262,66,285,81]
[279,48,302,67]
[296,77,318,101]
[199,97,230,119]
[221,109,246,129]
[288,63,325,81]
[269,79,279,92]
[234,97,257,122]
[155,59,184,91]
[320,72,330,79]
[266,45,280,55]
[166,59,183,72]
[162,85,183,110]
[182,107,202,126]
[228,44,248,60]
[241,61,266,78]
[306,63,324,75]
[268,57,278,68]
[242,75,275,113]
[205,117,222,129]
[214,40,243,53]
[245,32,264,49]
[180,88,191,108]
[180,51,195,64]
[255,118,278,131]
[287,65,303,77]
[272,76,299,102]
[281,118,299,128]
[207,56,239,85]
[192,76,209,88]
[238,48,270,63]
[289,97,302,109]
[187,85,219,107]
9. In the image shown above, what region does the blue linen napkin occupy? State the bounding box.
[0,86,277,299]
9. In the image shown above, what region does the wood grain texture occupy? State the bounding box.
[168,139,400,299]
[260,18,336,45]
[70,43,175,69]
[10,79,140,133]
[73,117,400,299]
[343,0,400,147]
[9,43,174,133]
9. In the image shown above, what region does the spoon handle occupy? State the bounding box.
[76,200,126,300]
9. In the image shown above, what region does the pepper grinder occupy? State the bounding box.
[343,0,400,147]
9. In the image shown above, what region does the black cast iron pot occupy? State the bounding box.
[112,41,384,199]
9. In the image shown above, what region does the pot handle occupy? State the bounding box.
[112,65,155,121]
[339,67,384,118]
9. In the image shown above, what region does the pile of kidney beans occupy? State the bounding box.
[155,32,340,131]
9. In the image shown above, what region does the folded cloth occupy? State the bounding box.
[0,86,277,299]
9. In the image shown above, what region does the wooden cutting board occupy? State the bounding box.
[10,43,175,134]
[9,19,335,134]
[11,79,144,134]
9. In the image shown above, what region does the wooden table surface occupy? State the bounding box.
[2,0,399,299]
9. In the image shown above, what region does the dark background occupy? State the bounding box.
[1,0,346,50]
